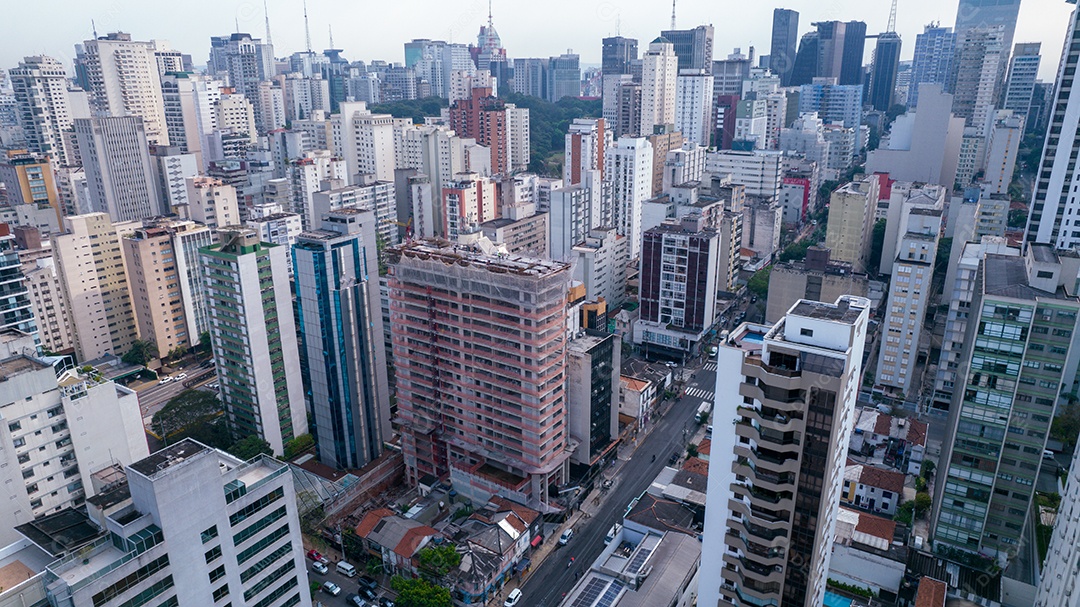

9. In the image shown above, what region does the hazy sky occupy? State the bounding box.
[2,0,1075,81]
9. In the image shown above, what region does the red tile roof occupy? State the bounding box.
[915,577,947,607]
[858,465,906,495]
[852,509,897,543]
[394,524,438,559]
[906,418,928,447]
[697,439,711,456]
[682,457,709,476]
[489,496,539,526]
[355,508,396,538]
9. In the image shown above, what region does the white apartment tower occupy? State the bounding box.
[639,38,679,136]
[9,56,78,167]
[674,68,714,146]
[332,101,398,184]
[53,213,139,361]
[1025,3,1080,248]
[564,118,610,187]
[1003,42,1041,119]
[606,136,654,259]
[42,439,311,607]
[74,116,165,223]
[701,296,870,607]
[200,229,306,455]
[79,32,169,146]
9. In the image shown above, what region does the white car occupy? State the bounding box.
[504,588,523,607]
[559,529,573,545]
[158,376,172,385]
[175,373,188,380]
[321,581,341,596]
[311,561,328,575]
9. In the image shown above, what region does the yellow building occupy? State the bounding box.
[0,150,61,228]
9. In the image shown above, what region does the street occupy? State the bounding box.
[518,362,717,607]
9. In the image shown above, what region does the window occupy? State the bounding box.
[201,526,219,544]
[206,546,223,564]
[800,328,814,337]
[209,564,226,583]
[8,421,20,432]
[212,585,230,602]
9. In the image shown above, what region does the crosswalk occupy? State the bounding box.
[685,387,715,402]
[703,362,718,372]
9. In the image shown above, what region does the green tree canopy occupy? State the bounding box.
[747,267,771,299]
[152,390,222,438]
[390,576,452,607]
[122,340,158,366]
[283,434,315,459]
[229,435,272,460]
[867,219,888,275]
[1051,400,1080,450]
[417,544,462,578]
[370,97,449,124]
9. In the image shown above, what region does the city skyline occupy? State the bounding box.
[2,0,1073,81]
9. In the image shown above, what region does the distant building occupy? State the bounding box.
[824,175,881,273]
[74,116,164,223]
[567,332,619,466]
[765,247,869,324]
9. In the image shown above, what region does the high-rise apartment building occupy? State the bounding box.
[950,25,1007,131]
[932,246,1080,565]
[954,0,1021,55]
[0,330,148,542]
[1025,3,1080,248]
[823,175,881,273]
[74,116,165,223]
[869,32,902,112]
[700,295,870,607]
[567,331,619,466]
[602,37,638,75]
[1003,42,1042,120]
[200,228,306,455]
[770,9,800,86]
[447,87,520,175]
[606,136,653,259]
[547,53,581,102]
[294,209,389,471]
[1035,440,1080,606]
[634,215,722,359]
[0,150,62,229]
[207,32,275,127]
[312,181,399,247]
[798,79,863,129]
[675,69,714,146]
[332,101,397,185]
[53,213,138,361]
[0,226,37,340]
[388,241,571,507]
[215,90,257,144]
[876,184,944,395]
[442,172,497,240]
[660,25,715,71]
[9,56,78,167]
[909,24,957,108]
[42,438,311,607]
[639,38,679,137]
[79,32,169,146]
[160,73,222,169]
[287,150,346,230]
[572,227,629,308]
[564,118,609,187]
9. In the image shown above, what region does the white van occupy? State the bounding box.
[336,561,357,577]
[504,588,523,606]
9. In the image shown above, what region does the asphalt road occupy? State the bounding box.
[137,367,218,421]
[520,363,717,607]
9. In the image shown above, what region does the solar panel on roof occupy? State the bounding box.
[596,580,625,607]
[570,578,607,607]
[625,547,652,574]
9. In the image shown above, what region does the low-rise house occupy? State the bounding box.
[446,497,540,605]
[355,508,439,575]
[828,507,907,600]
[850,407,928,474]
[842,460,906,516]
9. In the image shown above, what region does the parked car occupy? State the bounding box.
[559,529,574,545]
[345,595,367,607]
[311,561,328,575]
[321,581,341,596]
[504,588,523,607]
[359,587,377,601]
[1044,449,1057,460]
[306,549,329,564]
[378,597,396,607]
[358,576,379,592]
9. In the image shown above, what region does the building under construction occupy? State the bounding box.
[387,239,574,510]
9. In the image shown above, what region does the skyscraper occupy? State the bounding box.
[1026,3,1080,247]
[74,116,165,223]
[601,36,638,75]
[789,31,821,86]
[200,228,306,455]
[869,32,903,111]
[606,136,653,259]
[675,69,714,146]
[79,32,169,146]
[700,295,871,607]
[811,21,868,86]
[639,38,678,136]
[9,55,78,167]
[955,0,1022,55]
[660,25,715,71]
[909,24,957,108]
[208,33,275,129]
[949,25,1007,129]
[53,213,139,361]
[564,118,609,187]
[547,52,581,101]
[1003,42,1042,119]
[770,8,800,86]
[294,209,389,471]
[388,240,571,508]
[932,247,1080,565]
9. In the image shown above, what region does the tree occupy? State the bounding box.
[283,434,315,459]
[417,544,462,579]
[390,576,452,607]
[1051,400,1080,450]
[747,267,771,299]
[914,492,932,518]
[370,97,450,124]
[122,340,158,366]
[1008,208,1028,228]
[867,219,888,275]
[686,443,699,458]
[229,435,272,459]
[152,390,222,438]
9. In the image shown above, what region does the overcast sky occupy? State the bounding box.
[2,0,1075,81]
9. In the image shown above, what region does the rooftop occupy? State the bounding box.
[914,576,947,607]
[625,493,696,536]
[128,439,209,478]
[0,354,49,380]
[390,239,569,278]
[791,297,867,324]
[248,212,300,222]
[0,539,52,594]
[983,254,1073,301]
[15,509,102,557]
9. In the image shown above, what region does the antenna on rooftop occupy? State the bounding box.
[887,0,898,33]
[328,24,334,49]
[303,0,312,53]
[264,0,273,45]
[488,0,493,27]
[92,19,98,39]
[670,0,677,30]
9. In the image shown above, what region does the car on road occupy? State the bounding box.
[359,587,378,601]
[358,576,379,592]
[504,588,523,607]
[158,376,172,385]
[559,529,574,545]
[669,452,679,465]
[321,581,341,596]
[311,561,328,575]
[207,383,218,389]
[306,549,329,564]
[345,594,367,607]
[175,372,188,380]
[1044,449,1057,460]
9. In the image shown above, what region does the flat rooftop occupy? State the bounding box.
[128,439,209,479]
[984,254,1074,301]
[0,540,51,592]
[791,298,866,324]
[248,212,299,222]
[15,510,102,557]
[0,355,49,380]
[391,239,570,277]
